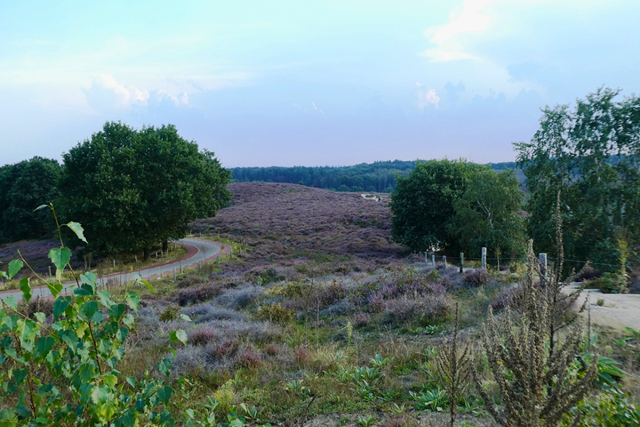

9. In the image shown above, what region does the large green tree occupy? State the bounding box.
[448,168,526,263]
[59,122,231,258]
[390,159,482,252]
[0,157,62,243]
[515,87,640,269]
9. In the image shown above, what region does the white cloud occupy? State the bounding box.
[83,74,190,113]
[87,74,149,108]
[311,101,324,115]
[422,0,498,62]
[416,83,440,110]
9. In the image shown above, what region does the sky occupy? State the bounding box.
[1,0,639,168]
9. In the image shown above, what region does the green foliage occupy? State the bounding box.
[585,272,627,294]
[448,168,526,260]
[255,303,295,324]
[0,157,61,243]
[58,122,231,257]
[515,87,640,270]
[0,244,185,425]
[231,160,522,193]
[563,387,640,427]
[390,159,484,252]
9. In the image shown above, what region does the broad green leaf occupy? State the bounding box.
[103,374,117,388]
[125,292,140,312]
[73,284,95,296]
[169,330,187,346]
[8,259,23,279]
[48,248,71,274]
[0,271,7,280]
[158,358,173,376]
[33,204,49,212]
[108,303,127,320]
[79,301,99,320]
[138,279,155,294]
[52,297,71,319]
[3,295,18,310]
[34,312,46,323]
[19,277,31,303]
[36,336,56,358]
[91,385,110,405]
[97,290,114,308]
[46,282,63,298]
[65,221,88,243]
[13,369,28,385]
[48,248,70,272]
[80,272,97,289]
[180,314,192,322]
[19,319,37,352]
[156,386,173,403]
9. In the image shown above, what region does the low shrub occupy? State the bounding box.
[575,265,602,282]
[177,274,203,288]
[383,294,452,326]
[264,344,280,356]
[159,305,180,321]
[462,269,489,287]
[189,327,217,346]
[354,312,371,328]
[256,303,295,324]
[177,282,231,305]
[214,285,265,309]
[585,273,627,294]
[235,344,262,369]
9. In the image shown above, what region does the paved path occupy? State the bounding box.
[1,238,230,301]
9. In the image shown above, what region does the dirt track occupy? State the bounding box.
[567,284,640,332]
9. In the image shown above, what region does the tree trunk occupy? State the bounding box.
[143,247,150,260]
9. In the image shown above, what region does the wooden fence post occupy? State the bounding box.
[459,252,464,274]
[443,255,447,269]
[431,254,435,267]
[481,247,487,270]
[539,253,547,278]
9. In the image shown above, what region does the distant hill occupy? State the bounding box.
[231,160,523,193]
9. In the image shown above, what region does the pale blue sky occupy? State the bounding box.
[1,0,638,167]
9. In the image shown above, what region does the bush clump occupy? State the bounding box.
[256,303,295,324]
[462,269,489,287]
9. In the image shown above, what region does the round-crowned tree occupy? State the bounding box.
[390,159,482,252]
[59,122,231,258]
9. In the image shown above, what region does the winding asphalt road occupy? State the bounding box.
[0,238,230,301]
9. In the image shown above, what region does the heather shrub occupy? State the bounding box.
[188,326,217,346]
[177,282,234,305]
[462,269,489,287]
[214,285,265,309]
[159,305,180,321]
[207,338,241,360]
[256,303,295,324]
[319,299,353,317]
[383,294,452,326]
[354,312,371,328]
[235,344,263,369]
[264,343,280,356]
[313,279,346,308]
[177,274,204,288]
[184,305,248,323]
[293,346,312,367]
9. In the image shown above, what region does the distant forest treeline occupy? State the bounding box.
[231,160,521,193]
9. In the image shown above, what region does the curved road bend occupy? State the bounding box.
[0,238,230,301]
